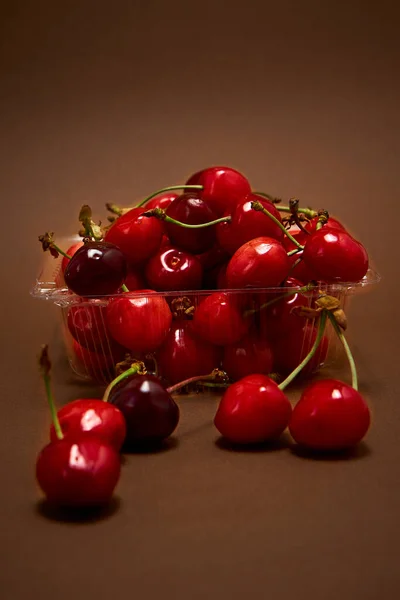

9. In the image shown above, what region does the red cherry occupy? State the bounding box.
[156,321,221,385]
[192,292,249,346]
[216,194,284,255]
[273,324,329,377]
[49,399,126,451]
[226,237,291,289]
[305,216,345,234]
[124,267,146,291]
[289,379,371,450]
[61,241,84,274]
[214,374,292,444]
[260,277,312,340]
[303,228,369,283]
[186,166,251,216]
[222,334,273,381]
[106,291,172,353]
[104,207,164,266]
[67,304,109,351]
[196,244,230,272]
[36,436,121,507]
[164,192,218,254]
[143,192,179,211]
[145,247,203,291]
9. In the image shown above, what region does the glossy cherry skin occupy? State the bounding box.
[36,436,121,507]
[272,324,329,377]
[289,379,371,450]
[226,237,291,289]
[104,207,164,266]
[106,291,172,353]
[192,292,249,346]
[165,192,218,254]
[260,277,312,340]
[186,166,251,216]
[156,321,221,385]
[49,399,127,451]
[64,241,128,297]
[108,374,180,447]
[214,374,292,444]
[216,194,284,255]
[61,242,85,273]
[222,334,273,382]
[145,247,203,291]
[143,191,179,211]
[67,304,109,351]
[303,228,369,283]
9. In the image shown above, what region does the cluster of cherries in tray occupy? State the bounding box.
[36,165,372,511]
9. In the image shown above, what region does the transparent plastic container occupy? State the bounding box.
[31,235,381,387]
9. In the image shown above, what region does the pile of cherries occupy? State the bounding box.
[35,165,373,510]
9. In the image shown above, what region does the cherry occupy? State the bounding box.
[185,166,251,216]
[72,339,126,383]
[196,244,230,272]
[305,216,345,234]
[156,321,221,385]
[289,379,370,450]
[124,267,146,291]
[216,194,284,255]
[64,241,128,297]
[225,237,291,289]
[214,374,292,444]
[222,333,273,382]
[67,303,109,351]
[108,374,180,448]
[106,291,172,353]
[273,323,329,377]
[36,436,121,507]
[259,277,311,340]
[49,399,126,452]
[192,292,249,346]
[164,192,218,254]
[145,247,203,291]
[303,228,369,283]
[104,207,164,265]
[61,241,84,273]
[142,191,180,211]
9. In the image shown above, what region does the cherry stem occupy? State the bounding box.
[39,346,63,440]
[167,370,225,395]
[55,245,71,260]
[315,209,330,231]
[136,185,204,208]
[276,205,317,219]
[253,191,282,204]
[327,311,358,391]
[287,247,303,257]
[244,282,315,318]
[120,284,129,293]
[289,198,310,235]
[250,201,304,249]
[278,310,327,390]
[102,362,146,403]
[142,207,231,228]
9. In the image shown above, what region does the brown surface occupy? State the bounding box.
[1,2,399,598]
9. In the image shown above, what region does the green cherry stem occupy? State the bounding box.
[278,310,328,390]
[102,362,146,403]
[166,369,227,395]
[250,201,304,249]
[136,185,204,208]
[327,311,358,391]
[120,284,129,293]
[252,191,282,204]
[244,282,316,318]
[38,233,72,260]
[142,207,231,228]
[277,205,317,219]
[39,346,63,440]
[287,247,303,257]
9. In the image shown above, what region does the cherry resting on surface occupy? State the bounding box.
[64,241,127,296]
[289,379,371,450]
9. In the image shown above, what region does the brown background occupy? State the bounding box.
[1,1,399,598]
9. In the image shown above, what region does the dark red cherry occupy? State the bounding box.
[222,334,273,382]
[289,379,370,450]
[216,194,284,255]
[196,244,230,272]
[273,324,329,377]
[104,207,164,266]
[142,191,179,211]
[156,321,221,385]
[49,399,126,451]
[124,267,146,291]
[165,192,218,254]
[145,247,203,291]
[108,374,179,448]
[106,291,172,354]
[64,241,128,297]
[192,292,249,346]
[303,228,369,283]
[67,304,109,351]
[186,166,251,216]
[36,436,121,507]
[214,374,292,444]
[260,277,311,340]
[226,237,291,289]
